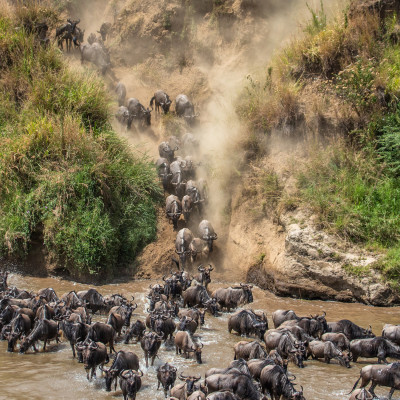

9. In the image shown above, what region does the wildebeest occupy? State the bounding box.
[307,340,351,367]
[124,320,146,344]
[141,331,163,367]
[350,336,400,363]
[116,82,127,106]
[7,313,32,352]
[205,372,262,400]
[80,42,112,75]
[348,388,374,400]
[193,264,213,288]
[171,373,202,399]
[166,195,182,230]
[178,316,198,335]
[178,307,206,326]
[59,319,89,358]
[56,19,80,51]
[198,220,217,252]
[19,319,59,353]
[152,314,176,341]
[175,330,203,363]
[383,324,400,345]
[176,228,194,270]
[76,288,105,314]
[248,356,286,381]
[279,313,328,339]
[205,359,252,378]
[321,332,350,351]
[127,97,152,128]
[157,362,177,398]
[183,285,219,316]
[181,132,199,156]
[327,319,375,340]
[272,310,300,328]
[150,90,172,115]
[119,369,143,400]
[98,22,112,41]
[212,284,253,311]
[264,330,306,368]
[350,362,400,399]
[182,195,193,223]
[175,94,198,125]
[234,340,268,360]
[61,290,83,309]
[159,141,178,163]
[190,239,210,264]
[170,160,186,198]
[228,309,267,340]
[101,350,139,391]
[37,287,58,303]
[260,365,305,400]
[76,340,109,380]
[87,321,116,353]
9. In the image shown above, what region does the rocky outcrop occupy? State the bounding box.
[349,0,400,21]
[246,210,400,306]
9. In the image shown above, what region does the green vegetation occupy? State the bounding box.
[237,2,400,286]
[0,3,162,277]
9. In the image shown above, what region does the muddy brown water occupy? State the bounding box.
[0,273,399,400]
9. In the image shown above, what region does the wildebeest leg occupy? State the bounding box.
[388,387,395,399]
[151,355,156,366]
[109,339,116,354]
[71,342,76,358]
[145,354,149,368]
[176,345,179,354]
[324,356,330,364]
[369,382,377,396]
[43,340,47,352]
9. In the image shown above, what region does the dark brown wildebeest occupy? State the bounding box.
[212,284,253,311]
[193,265,213,289]
[350,362,400,399]
[37,287,58,302]
[100,350,139,392]
[115,82,127,106]
[87,321,116,353]
[157,362,177,398]
[175,330,203,364]
[260,365,305,400]
[175,228,194,270]
[61,291,83,309]
[124,320,146,344]
[279,313,328,339]
[7,313,32,352]
[76,340,109,380]
[248,356,287,382]
[307,340,351,367]
[77,288,105,314]
[234,340,267,361]
[119,369,143,400]
[205,372,261,400]
[127,97,152,129]
[59,318,90,358]
[150,90,172,115]
[171,373,202,399]
[107,312,124,336]
[228,309,267,339]
[178,307,206,326]
[327,319,375,340]
[19,319,59,353]
[350,336,400,363]
[198,220,217,252]
[206,391,240,400]
[178,316,198,335]
[183,285,219,316]
[140,331,163,367]
[97,22,112,41]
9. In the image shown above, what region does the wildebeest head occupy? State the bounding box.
[179,373,201,394]
[100,364,118,392]
[143,331,163,352]
[204,298,219,316]
[119,369,143,399]
[192,342,203,364]
[362,325,375,338]
[291,344,305,368]
[338,351,351,368]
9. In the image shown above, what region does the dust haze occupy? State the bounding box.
[66,0,343,277]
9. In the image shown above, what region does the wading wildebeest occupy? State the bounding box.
[350,336,400,363]
[157,362,177,398]
[119,369,143,400]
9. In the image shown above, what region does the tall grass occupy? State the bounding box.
[0,4,162,277]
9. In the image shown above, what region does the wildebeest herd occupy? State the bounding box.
[7,16,400,400]
[2,267,400,400]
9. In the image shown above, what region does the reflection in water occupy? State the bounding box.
[0,273,398,400]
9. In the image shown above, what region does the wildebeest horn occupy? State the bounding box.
[198,264,204,271]
[207,264,214,271]
[135,369,144,377]
[199,342,204,349]
[179,373,187,380]
[194,374,201,381]
[119,369,127,378]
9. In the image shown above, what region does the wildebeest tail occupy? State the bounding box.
[150,96,155,107]
[348,374,362,394]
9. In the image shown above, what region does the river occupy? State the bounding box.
[0,273,398,399]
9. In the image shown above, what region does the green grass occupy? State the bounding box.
[0,5,162,277]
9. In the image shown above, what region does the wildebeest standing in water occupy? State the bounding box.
[157,362,177,398]
[119,369,143,400]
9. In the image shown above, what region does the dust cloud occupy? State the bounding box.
[64,0,343,276]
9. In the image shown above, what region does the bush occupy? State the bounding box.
[0,5,162,277]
